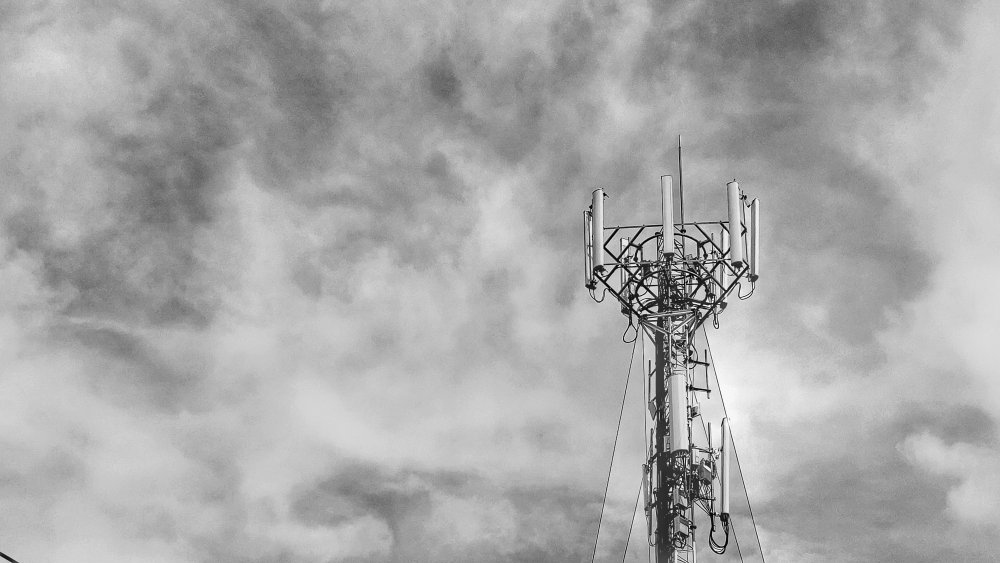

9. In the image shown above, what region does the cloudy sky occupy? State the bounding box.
[1,1,999,561]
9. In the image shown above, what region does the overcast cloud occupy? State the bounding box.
[1,1,998,561]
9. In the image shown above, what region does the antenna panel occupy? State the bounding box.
[583,211,594,288]
[591,189,605,274]
[719,229,730,308]
[661,175,674,256]
[726,181,744,268]
[720,417,731,518]
[669,367,688,453]
[749,198,760,281]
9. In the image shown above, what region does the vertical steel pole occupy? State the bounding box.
[655,272,671,562]
[677,135,685,226]
[654,222,674,562]
[678,135,686,258]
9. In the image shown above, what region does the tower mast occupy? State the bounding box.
[584,140,761,562]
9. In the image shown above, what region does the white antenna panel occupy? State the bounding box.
[720,417,731,518]
[719,229,730,308]
[661,175,674,257]
[620,238,630,293]
[726,181,744,269]
[669,367,688,453]
[749,198,760,281]
[591,189,605,273]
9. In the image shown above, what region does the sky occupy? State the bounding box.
[0,0,999,561]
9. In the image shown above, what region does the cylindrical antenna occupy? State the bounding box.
[591,188,605,274]
[749,198,760,281]
[678,135,685,227]
[726,181,745,269]
[620,238,631,308]
[668,364,689,454]
[721,417,731,518]
[661,175,674,257]
[583,211,594,288]
[719,228,730,309]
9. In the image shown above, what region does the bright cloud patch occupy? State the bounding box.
[901,432,1000,527]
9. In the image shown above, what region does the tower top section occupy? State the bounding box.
[584,177,760,334]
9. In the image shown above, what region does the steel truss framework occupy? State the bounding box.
[585,213,754,563]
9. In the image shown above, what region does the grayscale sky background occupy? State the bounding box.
[1,1,998,561]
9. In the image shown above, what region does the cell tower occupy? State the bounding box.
[583,138,761,562]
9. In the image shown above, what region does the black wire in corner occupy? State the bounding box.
[0,551,23,563]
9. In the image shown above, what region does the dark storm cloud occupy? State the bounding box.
[224,1,343,184]
[49,323,217,413]
[0,0,345,328]
[424,50,463,105]
[894,404,998,447]
[634,1,967,102]
[291,460,599,562]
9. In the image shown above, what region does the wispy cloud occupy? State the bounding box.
[0,0,996,561]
